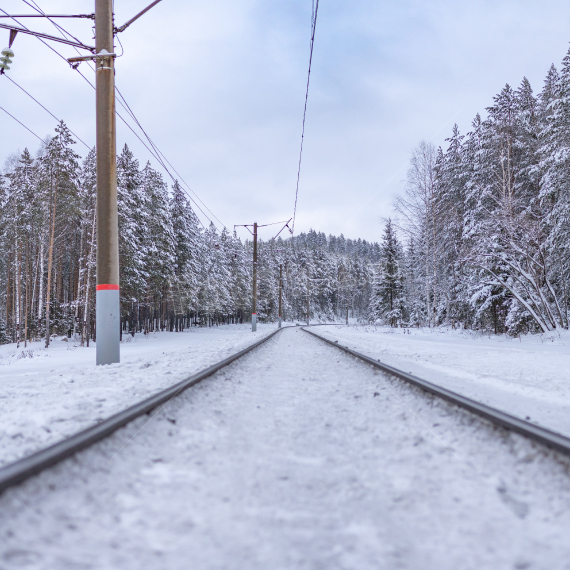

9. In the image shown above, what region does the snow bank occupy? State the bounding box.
[0,324,280,467]
[317,324,570,436]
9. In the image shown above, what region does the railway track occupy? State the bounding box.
[2,323,570,498]
[0,323,334,495]
[303,326,570,458]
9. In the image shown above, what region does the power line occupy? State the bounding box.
[2,74,91,149]
[11,2,222,231]
[150,140,226,229]
[292,0,320,236]
[112,87,216,230]
[0,5,93,150]
[0,105,44,142]
[22,0,85,47]
[0,7,84,64]
[27,0,224,231]
[9,1,226,231]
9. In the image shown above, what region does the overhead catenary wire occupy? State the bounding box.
[0,105,44,142]
[7,1,225,231]
[291,0,320,236]
[0,7,84,64]
[2,74,90,150]
[0,5,93,150]
[114,85,226,230]
[257,219,292,228]
[111,87,217,230]
[22,0,85,48]
[21,0,96,66]
[26,0,224,231]
[37,0,224,231]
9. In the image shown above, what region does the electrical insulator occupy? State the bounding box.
[1,48,14,71]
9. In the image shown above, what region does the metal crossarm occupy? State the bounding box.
[0,22,95,52]
[0,14,95,19]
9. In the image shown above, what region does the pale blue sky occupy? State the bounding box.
[2,0,570,242]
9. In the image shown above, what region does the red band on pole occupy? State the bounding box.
[96,284,120,291]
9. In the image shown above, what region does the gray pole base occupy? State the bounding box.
[96,288,120,365]
[306,318,310,326]
[252,313,257,332]
[278,317,282,329]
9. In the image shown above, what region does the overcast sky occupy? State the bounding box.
[2,0,570,243]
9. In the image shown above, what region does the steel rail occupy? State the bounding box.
[0,327,284,494]
[303,327,570,458]
[0,323,338,495]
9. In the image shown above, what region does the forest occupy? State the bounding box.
[372,46,570,335]
[6,44,570,344]
[0,124,378,346]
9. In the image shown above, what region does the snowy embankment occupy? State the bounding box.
[318,324,570,436]
[0,324,279,467]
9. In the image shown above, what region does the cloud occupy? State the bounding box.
[2,0,570,242]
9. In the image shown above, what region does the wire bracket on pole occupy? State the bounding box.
[67,49,116,68]
[114,0,163,34]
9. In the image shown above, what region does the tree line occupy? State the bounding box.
[1,124,379,347]
[370,46,570,334]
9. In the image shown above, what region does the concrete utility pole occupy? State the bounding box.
[252,222,258,332]
[95,0,120,365]
[306,278,310,326]
[278,264,283,329]
[1,2,163,364]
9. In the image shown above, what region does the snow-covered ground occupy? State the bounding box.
[1,327,570,569]
[0,323,279,467]
[317,324,570,437]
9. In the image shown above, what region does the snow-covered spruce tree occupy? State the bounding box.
[368,219,405,326]
[170,180,203,319]
[117,144,148,323]
[141,163,176,331]
[433,125,469,328]
[466,81,564,333]
[228,230,250,323]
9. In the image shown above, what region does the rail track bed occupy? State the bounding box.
[1,326,570,568]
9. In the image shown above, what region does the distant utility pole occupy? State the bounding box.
[252,222,258,332]
[306,277,310,326]
[278,264,283,329]
[234,219,291,333]
[233,221,258,332]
